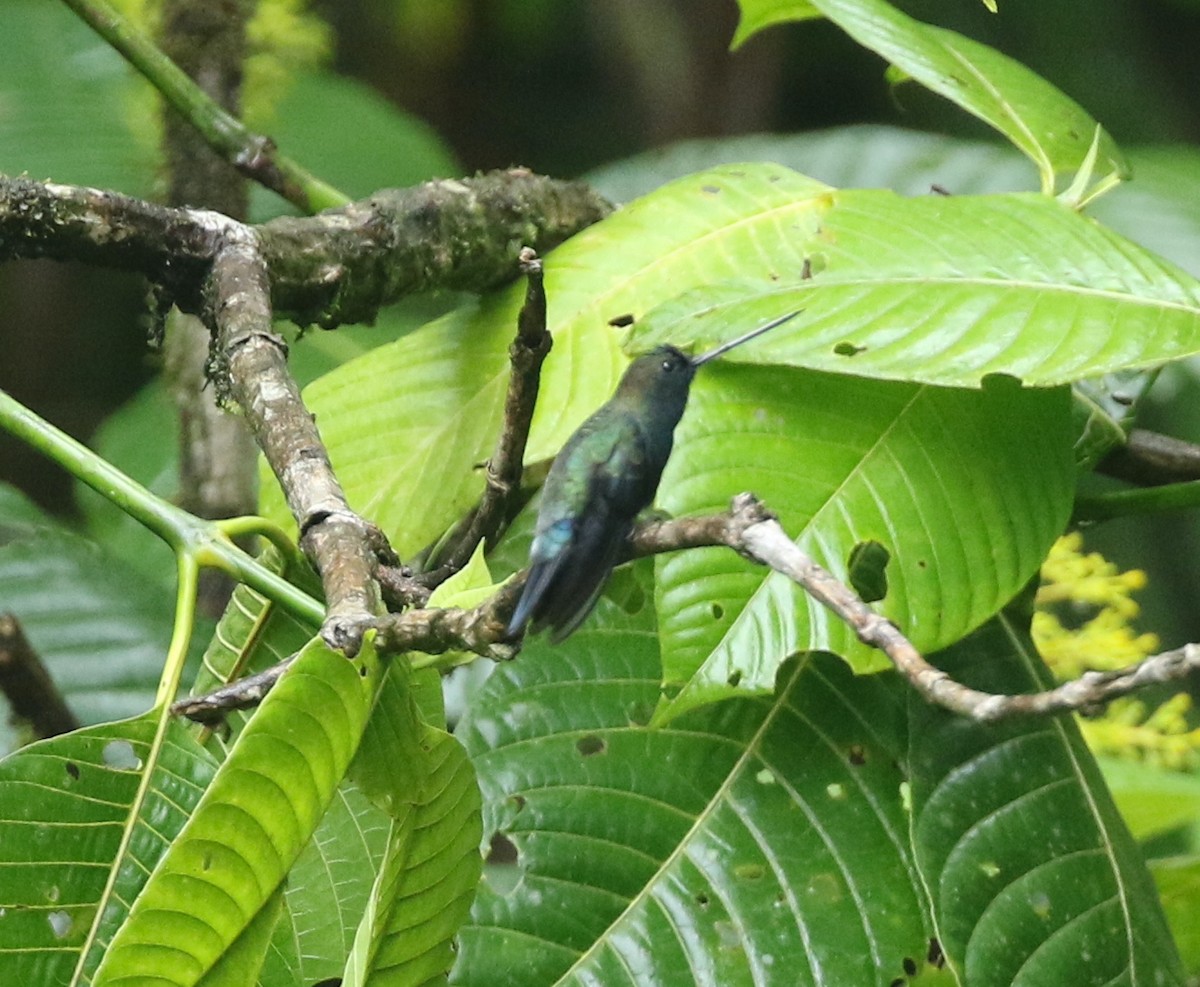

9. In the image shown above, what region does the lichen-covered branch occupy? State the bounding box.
[205,226,381,653]
[0,171,612,327]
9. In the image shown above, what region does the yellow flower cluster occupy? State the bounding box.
[1034,532,1200,770]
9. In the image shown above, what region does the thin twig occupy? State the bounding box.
[176,491,1200,727]
[0,614,80,739]
[424,247,552,583]
[1099,428,1200,486]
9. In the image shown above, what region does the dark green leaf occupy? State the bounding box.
[909,616,1184,985]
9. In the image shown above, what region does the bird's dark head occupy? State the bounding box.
[615,346,697,406]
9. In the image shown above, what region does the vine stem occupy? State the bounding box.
[0,388,323,629]
[59,0,349,213]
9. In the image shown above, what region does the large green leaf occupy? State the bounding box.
[278,161,1200,557]
[454,596,1183,985]
[90,636,382,987]
[342,656,481,987]
[628,180,1200,389]
[0,711,217,986]
[909,616,1184,985]
[733,0,1126,194]
[654,370,1073,720]
[259,786,392,986]
[453,602,930,987]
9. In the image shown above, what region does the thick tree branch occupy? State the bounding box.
[0,171,612,327]
[205,226,381,653]
[160,0,259,620]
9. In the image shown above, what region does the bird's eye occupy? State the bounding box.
[661,358,674,372]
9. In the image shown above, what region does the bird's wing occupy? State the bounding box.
[507,416,649,639]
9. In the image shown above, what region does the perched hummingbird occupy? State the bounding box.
[507,310,800,642]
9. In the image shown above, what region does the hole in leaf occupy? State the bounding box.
[102,741,141,771]
[484,832,523,896]
[607,313,635,328]
[848,744,866,766]
[711,603,724,620]
[485,832,518,866]
[202,852,213,872]
[903,956,918,976]
[576,735,606,757]
[847,540,889,603]
[695,892,710,907]
[928,937,945,967]
[311,979,344,987]
[64,762,80,780]
[508,794,527,812]
[47,911,72,940]
[889,979,905,987]
[833,341,866,357]
[727,669,743,687]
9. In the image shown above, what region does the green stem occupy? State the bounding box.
[157,555,199,706]
[58,0,349,214]
[1073,481,1200,523]
[0,388,323,627]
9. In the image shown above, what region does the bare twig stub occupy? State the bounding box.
[0,614,80,739]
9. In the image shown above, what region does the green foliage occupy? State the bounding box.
[450,600,1182,985]
[4,0,1200,984]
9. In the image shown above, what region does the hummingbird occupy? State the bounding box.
[507,309,800,643]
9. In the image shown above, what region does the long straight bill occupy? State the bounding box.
[690,309,802,366]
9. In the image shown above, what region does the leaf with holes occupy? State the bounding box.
[0,711,218,987]
[453,599,1183,985]
[733,0,1127,194]
[89,636,382,987]
[908,615,1184,985]
[653,368,1073,721]
[629,185,1200,389]
[453,603,929,987]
